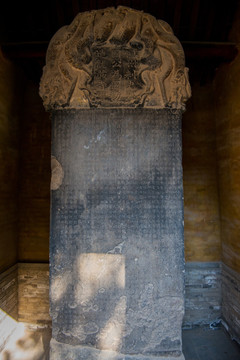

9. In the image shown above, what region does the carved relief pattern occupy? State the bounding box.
[39,6,191,110]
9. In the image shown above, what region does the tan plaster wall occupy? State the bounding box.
[0,50,22,272]
[18,81,51,262]
[214,19,240,273]
[183,83,221,262]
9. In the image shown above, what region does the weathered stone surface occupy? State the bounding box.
[39,7,190,111]
[50,108,185,358]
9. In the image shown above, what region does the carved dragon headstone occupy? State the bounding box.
[40,6,190,360]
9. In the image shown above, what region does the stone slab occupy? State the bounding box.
[50,108,185,357]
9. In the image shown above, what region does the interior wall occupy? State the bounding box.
[214,21,240,274]
[183,83,221,262]
[214,10,240,340]
[182,83,222,327]
[18,81,51,262]
[0,50,22,272]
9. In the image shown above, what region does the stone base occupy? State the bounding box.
[50,339,185,360]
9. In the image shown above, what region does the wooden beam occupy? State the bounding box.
[182,41,238,62]
[1,41,238,64]
[173,0,183,34]
[189,0,200,40]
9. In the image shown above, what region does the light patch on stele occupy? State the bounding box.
[75,253,125,304]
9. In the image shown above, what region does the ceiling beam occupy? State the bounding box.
[1,41,238,64]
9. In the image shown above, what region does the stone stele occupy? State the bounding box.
[39,6,191,360]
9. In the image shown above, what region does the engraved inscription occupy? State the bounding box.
[50,110,185,355]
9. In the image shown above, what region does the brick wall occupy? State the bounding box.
[183,262,222,328]
[222,264,240,342]
[18,263,51,324]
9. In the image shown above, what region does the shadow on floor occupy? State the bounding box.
[183,326,240,360]
[0,325,51,360]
